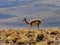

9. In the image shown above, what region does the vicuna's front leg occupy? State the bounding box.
[29,25,32,30]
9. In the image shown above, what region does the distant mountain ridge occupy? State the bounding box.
[0,14,18,19]
[0,0,38,8]
[0,0,60,29]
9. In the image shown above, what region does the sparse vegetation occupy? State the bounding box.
[0,28,60,45]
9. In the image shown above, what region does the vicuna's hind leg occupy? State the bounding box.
[37,24,39,30]
[37,22,40,30]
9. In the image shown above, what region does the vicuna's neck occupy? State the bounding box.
[24,19,29,24]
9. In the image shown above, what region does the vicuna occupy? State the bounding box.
[23,18,42,30]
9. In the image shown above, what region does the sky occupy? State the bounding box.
[0,0,60,29]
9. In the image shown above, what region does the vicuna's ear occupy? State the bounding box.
[22,18,25,21]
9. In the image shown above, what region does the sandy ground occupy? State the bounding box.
[0,28,60,45]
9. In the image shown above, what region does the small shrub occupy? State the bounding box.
[36,34,44,42]
[50,31,57,35]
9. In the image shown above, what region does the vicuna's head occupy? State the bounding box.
[22,18,26,22]
[22,18,29,24]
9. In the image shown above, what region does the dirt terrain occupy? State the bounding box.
[0,28,60,45]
